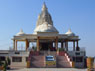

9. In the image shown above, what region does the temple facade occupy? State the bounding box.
[0,3,86,68]
[13,3,80,52]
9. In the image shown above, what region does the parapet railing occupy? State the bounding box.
[65,53,74,67]
[65,47,86,52]
[80,47,86,51]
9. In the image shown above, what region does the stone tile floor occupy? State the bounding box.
[7,68,87,71]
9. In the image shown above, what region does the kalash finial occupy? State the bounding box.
[42,2,47,11]
[68,28,72,32]
[20,29,23,32]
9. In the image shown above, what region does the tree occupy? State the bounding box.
[0,59,3,66]
[3,60,7,71]
[7,57,11,65]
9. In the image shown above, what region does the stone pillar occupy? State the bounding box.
[37,37,40,51]
[13,40,15,50]
[76,41,79,47]
[16,40,17,51]
[26,39,29,50]
[55,37,58,50]
[61,42,63,48]
[65,42,66,51]
[65,41,68,51]
[66,41,68,51]
[76,40,80,51]
[63,42,64,49]
[73,41,75,51]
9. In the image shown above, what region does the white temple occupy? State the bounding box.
[0,3,86,68]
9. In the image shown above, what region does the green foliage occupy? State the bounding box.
[7,57,11,65]
[3,68,6,71]
[3,60,7,71]
[0,60,2,66]
[2,57,11,71]
[34,47,37,51]
[32,46,37,51]
[0,59,4,66]
[59,48,64,51]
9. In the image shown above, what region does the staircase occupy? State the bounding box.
[28,51,45,68]
[28,51,72,68]
[30,56,45,68]
[56,55,72,68]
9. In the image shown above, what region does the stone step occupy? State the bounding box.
[57,58,67,62]
[56,56,71,68]
[30,56,45,68]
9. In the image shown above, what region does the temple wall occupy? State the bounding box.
[75,62,84,68]
[10,56,27,68]
[67,51,85,56]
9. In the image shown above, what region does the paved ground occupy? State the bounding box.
[7,68,87,71]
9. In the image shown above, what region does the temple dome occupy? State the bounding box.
[34,22,58,34]
[65,29,75,36]
[16,29,25,36]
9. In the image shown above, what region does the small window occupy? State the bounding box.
[12,57,22,62]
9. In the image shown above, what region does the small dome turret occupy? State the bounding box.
[65,29,75,36]
[16,29,25,36]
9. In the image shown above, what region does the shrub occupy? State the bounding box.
[59,48,64,51]
[32,46,37,51]
[3,60,7,71]
[7,57,11,65]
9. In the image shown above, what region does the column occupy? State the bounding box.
[66,41,68,51]
[63,42,64,49]
[61,42,63,48]
[76,41,79,47]
[16,40,17,51]
[26,39,29,50]
[13,40,15,50]
[73,41,75,51]
[65,41,66,51]
[65,41,68,51]
[76,40,79,51]
[55,37,58,50]
[37,37,40,51]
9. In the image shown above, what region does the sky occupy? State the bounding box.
[0,0,95,56]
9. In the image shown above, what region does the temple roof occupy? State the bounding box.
[33,3,58,34]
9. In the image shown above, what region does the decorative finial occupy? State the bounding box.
[68,28,72,32]
[43,2,45,5]
[20,29,23,32]
[42,2,47,11]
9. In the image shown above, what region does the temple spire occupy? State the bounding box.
[33,3,59,34]
[36,2,53,27]
[42,2,47,11]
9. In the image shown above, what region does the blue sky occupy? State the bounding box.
[0,0,95,56]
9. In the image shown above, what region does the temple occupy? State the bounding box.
[0,3,86,68]
[13,3,79,52]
